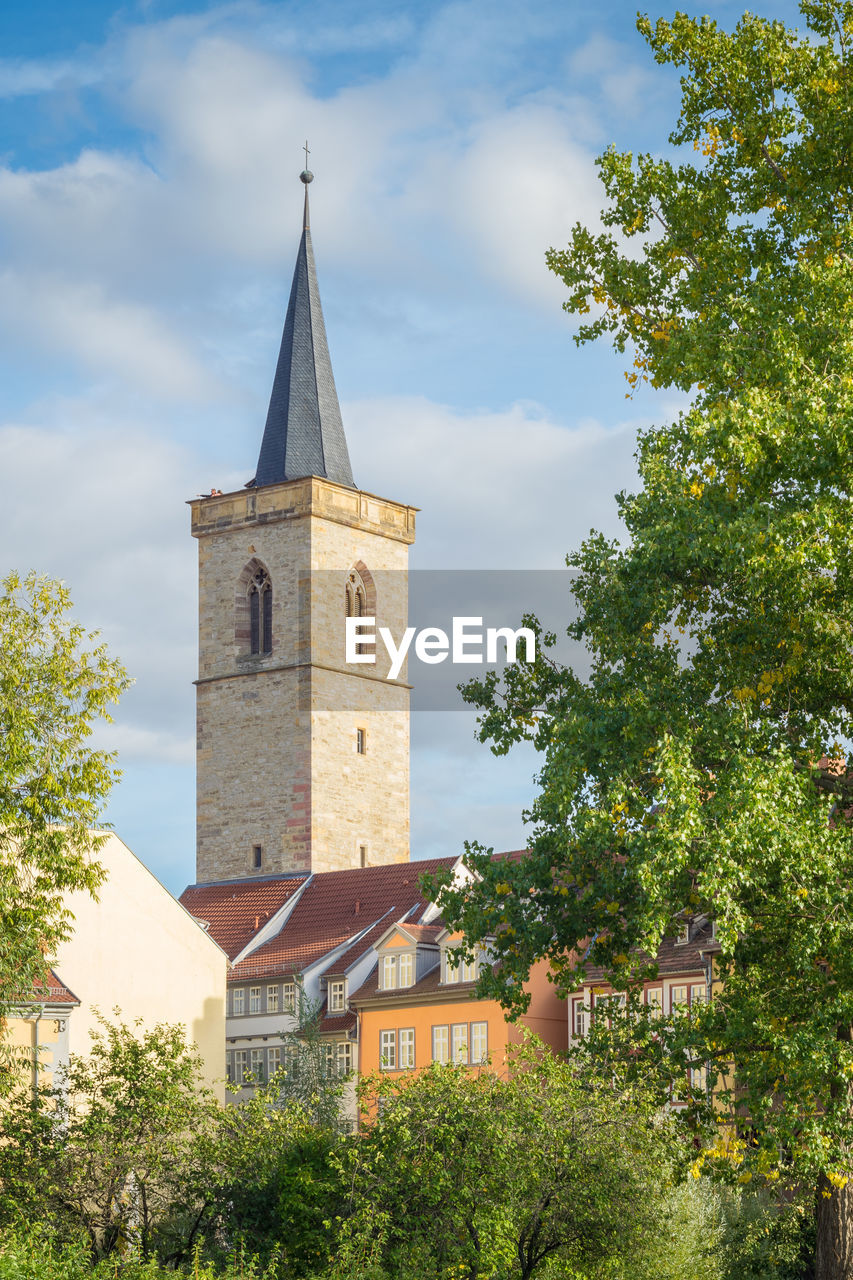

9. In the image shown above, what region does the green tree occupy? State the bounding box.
[211,1079,348,1277]
[331,1038,678,1280]
[0,571,128,1074]
[269,988,350,1130]
[425,4,853,1277]
[0,1014,219,1263]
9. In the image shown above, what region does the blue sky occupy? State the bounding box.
[0,0,806,894]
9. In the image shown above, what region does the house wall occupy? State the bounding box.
[358,996,512,1077]
[6,1006,72,1093]
[508,958,568,1053]
[53,833,227,1100]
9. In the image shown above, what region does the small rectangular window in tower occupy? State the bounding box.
[253,845,263,870]
[356,728,366,754]
[359,844,368,868]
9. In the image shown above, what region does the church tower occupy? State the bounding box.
[191,168,415,884]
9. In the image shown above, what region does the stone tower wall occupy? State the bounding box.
[191,477,415,883]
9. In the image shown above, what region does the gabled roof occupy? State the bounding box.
[373,920,444,952]
[228,857,457,981]
[31,970,80,1007]
[179,875,309,960]
[583,920,719,984]
[251,175,354,490]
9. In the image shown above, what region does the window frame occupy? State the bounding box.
[232,988,245,1016]
[328,979,347,1013]
[399,1027,415,1070]
[266,984,279,1013]
[380,1029,397,1071]
[451,1023,469,1064]
[381,954,397,990]
[470,1021,488,1065]
[432,1024,449,1064]
[249,986,261,1014]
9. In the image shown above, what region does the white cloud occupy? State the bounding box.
[0,56,103,99]
[346,395,642,567]
[0,416,199,764]
[0,268,211,397]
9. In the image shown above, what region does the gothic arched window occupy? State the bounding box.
[249,567,272,655]
[345,568,367,620]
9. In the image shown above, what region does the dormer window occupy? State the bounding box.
[328,979,347,1013]
[381,952,414,990]
[443,947,479,985]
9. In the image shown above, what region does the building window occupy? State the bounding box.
[645,987,663,1011]
[323,1043,336,1077]
[268,1046,281,1078]
[267,984,279,1013]
[572,998,588,1039]
[399,1028,415,1070]
[670,985,688,1012]
[380,1030,396,1070]
[443,948,479,984]
[249,1047,265,1083]
[249,567,272,656]
[471,1022,488,1065]
[249,986,261,1014]
[432,1025,449,1064]
[337,1041,352,1075]
[356,728,366,754]
[359,844,368,868]
[451,1024,468,1064]
[233,1049,248,1084]
[690,983,706,1007]
[282,982,296,1013]
[226,1051,233,1082]
[381,954,414,990]
[253,845,263,870]
[232,988,245,1016]
[328,980,346,1013]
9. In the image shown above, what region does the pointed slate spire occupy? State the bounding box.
[252,167,355,489]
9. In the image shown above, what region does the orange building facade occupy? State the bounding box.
[352,923,567,1078]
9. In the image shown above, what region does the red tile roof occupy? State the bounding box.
[397,923,443,942]
[179,875,309,960]
[317,1008,358,1036]
[583,921,719,984]
[350,962,476,1005]
[322,914,402,978]
[214,858,457,982]
[31,970,80,1006]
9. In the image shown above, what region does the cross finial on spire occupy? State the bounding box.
[299,141,314,231]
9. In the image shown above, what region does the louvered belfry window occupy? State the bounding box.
[249,567,272,655]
